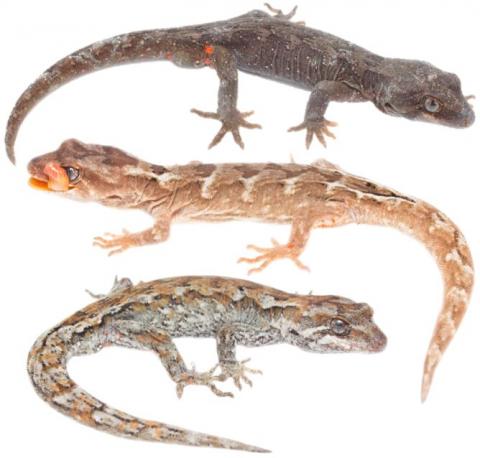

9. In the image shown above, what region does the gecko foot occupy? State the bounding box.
[264,3,303,24]
[93,230,138,256]
[238,238,310,274]
[288,118,337,149]
[86,276,134,299]
[191,108,261,149]
[176,365,233,399]
[218,359,262,391]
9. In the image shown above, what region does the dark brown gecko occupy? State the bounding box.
[6,4,474,164]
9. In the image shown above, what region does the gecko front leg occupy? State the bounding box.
[191,45,261,149]
[289,81,365,148]
[216,325,262,390]
[93,218,171,255]
[113,325,232,399]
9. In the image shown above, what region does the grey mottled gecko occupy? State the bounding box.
[28,275,386,451]
[6,4,474,163]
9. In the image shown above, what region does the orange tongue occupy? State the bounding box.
[43,161,69,191]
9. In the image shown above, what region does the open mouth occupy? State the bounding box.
[28,161,73,192]
[383,103,400,116]
[28,176,51,191]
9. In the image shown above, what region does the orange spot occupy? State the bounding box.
[204,44,214,55]
[166,51,173,60]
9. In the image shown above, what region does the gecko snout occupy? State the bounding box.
[462,104,475,127]
[370,328,387,353]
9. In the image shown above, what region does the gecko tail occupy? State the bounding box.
[27,330,269,453]
[5,27,203,164]
[357,198,474,401]
[416,203,473,402]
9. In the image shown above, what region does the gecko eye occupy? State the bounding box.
[330,318,351,336]
[63,166,80,182]
[424,97,441,113]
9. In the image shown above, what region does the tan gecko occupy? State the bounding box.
[27,139,474,401]
[28,275,386,451]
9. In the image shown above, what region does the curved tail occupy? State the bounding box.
[27,328,268,452]
[6,28,203,164]
[357,197,474,401]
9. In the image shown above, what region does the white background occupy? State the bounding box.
[1,0,479,456]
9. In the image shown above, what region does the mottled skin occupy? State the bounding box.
[28,275,386,452]
[6,5,474,163]
[28,139,474,401]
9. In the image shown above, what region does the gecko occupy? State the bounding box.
[27,275,386,452]
[27,139,474,401]
[5,4,474,164]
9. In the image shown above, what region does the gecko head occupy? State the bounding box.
[27,139,146,203]
[377,59,474,128]
[283,297,386,353]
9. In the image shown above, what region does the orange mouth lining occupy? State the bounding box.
[28,176,75,192]
[28,177,51,191]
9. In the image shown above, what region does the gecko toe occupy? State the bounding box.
[191,108,220,120]
[231,128,245,149]
[239,240,307,273]
[197,109,260,149]
[208,125,229,149]
[289,118,337,149]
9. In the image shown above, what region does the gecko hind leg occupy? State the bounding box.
[86,276,134,299]
[239,238,310,274]
[175,364,233,399]
[191,45,261,150]
[238,217,313,274]
[264,3,304,24]
[191,109,261,149]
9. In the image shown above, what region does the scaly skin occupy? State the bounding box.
[6,5,474,163]
[27,139,474,401]
[28,275,386,451]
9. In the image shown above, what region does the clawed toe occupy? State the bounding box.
[218,359,262,390]
[191,108,261,149]
[176,367,234,399]
[93,230,134,256]
[288,119,337,149]
[190,108,220,120]
[238,240,309,274]
[265,3,300,22]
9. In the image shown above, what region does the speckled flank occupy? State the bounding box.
[27,141,474,400]
[6,5,474,163]
[27,276,385,451]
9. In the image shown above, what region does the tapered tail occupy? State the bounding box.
[27,329,268,452]
[6,28,202,164]
[357,198,474,401]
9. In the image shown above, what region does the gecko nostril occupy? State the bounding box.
[358,303,373,319]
